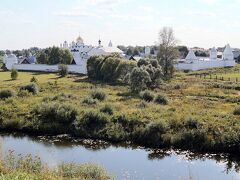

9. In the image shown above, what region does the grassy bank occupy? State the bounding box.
[0,66,240,155]
[0,151,112,180]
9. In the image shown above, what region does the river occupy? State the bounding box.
[0,133,239,180]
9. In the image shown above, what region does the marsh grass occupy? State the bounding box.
[0,150,113,180]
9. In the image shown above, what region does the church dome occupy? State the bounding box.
[76,35,84,44]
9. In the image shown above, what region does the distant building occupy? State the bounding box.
[4,35,123,74]
[176,44,236,71]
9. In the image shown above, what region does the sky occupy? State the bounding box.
[1,0,240,50]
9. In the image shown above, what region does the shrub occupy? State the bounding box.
[91,89,106,101]
[77,111,109,134]
[135,121,168,147]
[155,94,168,105]
[17,90,30,97]
[233,106,240,115]
[11,68,18,80]
[137,59,149,67]
[130,67,151,92]
[57,163,111,180]
[139,90,155,102]
[115,60,137,82]
[32,102,78,125]
[20,83,39,94]
[184,118,200,129]
[100,104,114,115]
[58,64,68,77]
[30,76,38,84]
[0,89,15,99]
[82,97,97,105]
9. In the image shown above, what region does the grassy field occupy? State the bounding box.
[0,67,240,154]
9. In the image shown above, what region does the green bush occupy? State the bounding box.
[82,97,97,105]
[233,106,240,115]
[0,89,15,99]
[155,94,168,105]
[115,60,137,82]
[184,118,200,129]
[137,59,149,67]
[100,104,114,115]
[20,83,39,94]
[91,89,106,101]
[58,64,68,77]
[130,67,151,92]
[77,111,109,135]
[32,102,78,126]
[139,90,155,102]
[11,68,18,80]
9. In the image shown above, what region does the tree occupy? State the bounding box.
[129,67,151,92]
[133,48,140,56]
[157,27,179,79]
[60,49,72,64]
[37,51,48,64]
[126,48,133,56]
[48,47,61,65]
[100,56,121,82]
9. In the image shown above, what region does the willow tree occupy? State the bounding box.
[157,27,179,79]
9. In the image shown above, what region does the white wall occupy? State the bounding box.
[176,60,236,71]
[7,64,87,74]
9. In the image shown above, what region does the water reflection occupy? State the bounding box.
[0,133,239,179]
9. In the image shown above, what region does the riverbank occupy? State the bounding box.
[0,150,112,180]
[0,67,240,155]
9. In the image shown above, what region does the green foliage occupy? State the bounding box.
[139,90,155,102]
[91,89,106,101]
[100,57,121,82]
[82,97,97,105]
[32,102,78,128]
[0,152,112,180]
[87,55,136,83]
[37,51,48,64]
[11,68,18,80]
[20,83,39,94]
[137,59,149,67]
[0,89,15,99]
[115,60,137,82]
[157,27,179,79]
[58,64,69,77]
[77,111,109,136]
[233,106,240,115]
[129,67,151,92]
[154,94,168,105]
[100,104,114,115]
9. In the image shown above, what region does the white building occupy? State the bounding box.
[4,35,123,74]
[176,44,236,71]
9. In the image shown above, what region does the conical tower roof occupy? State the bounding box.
[185,49,197,61]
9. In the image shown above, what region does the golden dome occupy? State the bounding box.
[76,35,83,43]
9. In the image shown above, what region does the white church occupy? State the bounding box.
[176,44,236,71]
[4,35,123,74]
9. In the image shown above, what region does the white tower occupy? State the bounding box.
[108,40,113,47]
[185,49,198,61]
[210,47,217,59]
[145,46,151,56]
[223,44,234,60]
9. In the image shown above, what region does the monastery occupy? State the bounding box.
[176,44,236,70]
